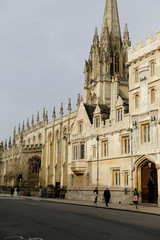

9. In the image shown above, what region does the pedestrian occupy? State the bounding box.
[133,188,139,210]
[93,187,98,204]
[39,188,42,197]
[103,187,111,207]
[16,186,20,197]
[10,187,14,196]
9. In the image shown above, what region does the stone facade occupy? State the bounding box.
[0,0,160,205]
[128,32,160,204]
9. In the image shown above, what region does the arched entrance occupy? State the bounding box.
[141,162,158,203]
[134,155,158,204]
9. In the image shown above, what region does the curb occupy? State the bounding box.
[28,197,160,217]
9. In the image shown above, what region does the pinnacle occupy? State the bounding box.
[101,0,121,39]
[94,27,98,37]
[93,27,99,47]
[123,23,131,47]
[124,23,128,33]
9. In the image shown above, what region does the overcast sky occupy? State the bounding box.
[1,0,160,143]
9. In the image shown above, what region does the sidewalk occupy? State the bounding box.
[1,193,160,216]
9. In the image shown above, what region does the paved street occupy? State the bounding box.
[0,197,160,240]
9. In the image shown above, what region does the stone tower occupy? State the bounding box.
[84,0,131,106]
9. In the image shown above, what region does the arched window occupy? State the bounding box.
[115,53,119,73]
[55,131,59,164]
[28,156,41,179]
[47,133,52,165]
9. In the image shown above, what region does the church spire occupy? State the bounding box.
[100,0,121,40]
[84,0,129,106]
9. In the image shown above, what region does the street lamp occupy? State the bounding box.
[130,128,133,197]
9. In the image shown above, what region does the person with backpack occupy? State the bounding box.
[133,188,139,209]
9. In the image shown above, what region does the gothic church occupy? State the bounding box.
[0,0,160,205]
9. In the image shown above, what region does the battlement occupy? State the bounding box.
[128,30,160,63]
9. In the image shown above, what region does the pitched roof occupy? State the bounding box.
[84,104,110,124]
[84,104,96,124]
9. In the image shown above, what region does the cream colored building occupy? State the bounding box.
[128,32,160,204]
[0,0,160,205]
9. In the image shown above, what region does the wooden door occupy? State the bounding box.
[141,162,158,203]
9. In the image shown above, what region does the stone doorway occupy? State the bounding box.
[141,162,158,203]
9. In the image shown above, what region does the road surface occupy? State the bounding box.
[0,198,160,240]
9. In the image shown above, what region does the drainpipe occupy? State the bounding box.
[130,128,134,199]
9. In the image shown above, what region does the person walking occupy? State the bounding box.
[10,187,14,196]
[133,188,139,210]
[93,187,98,204]
[16,186,20,197]
[103,187,111,207]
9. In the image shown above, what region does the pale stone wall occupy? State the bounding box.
[66,100,131,203]
[128,31,160,205]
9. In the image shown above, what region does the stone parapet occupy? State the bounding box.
[128,31,160,63]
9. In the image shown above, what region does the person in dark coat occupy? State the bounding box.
[93,187,98,204]
[10,187,14,196]
[103,187,111,207]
